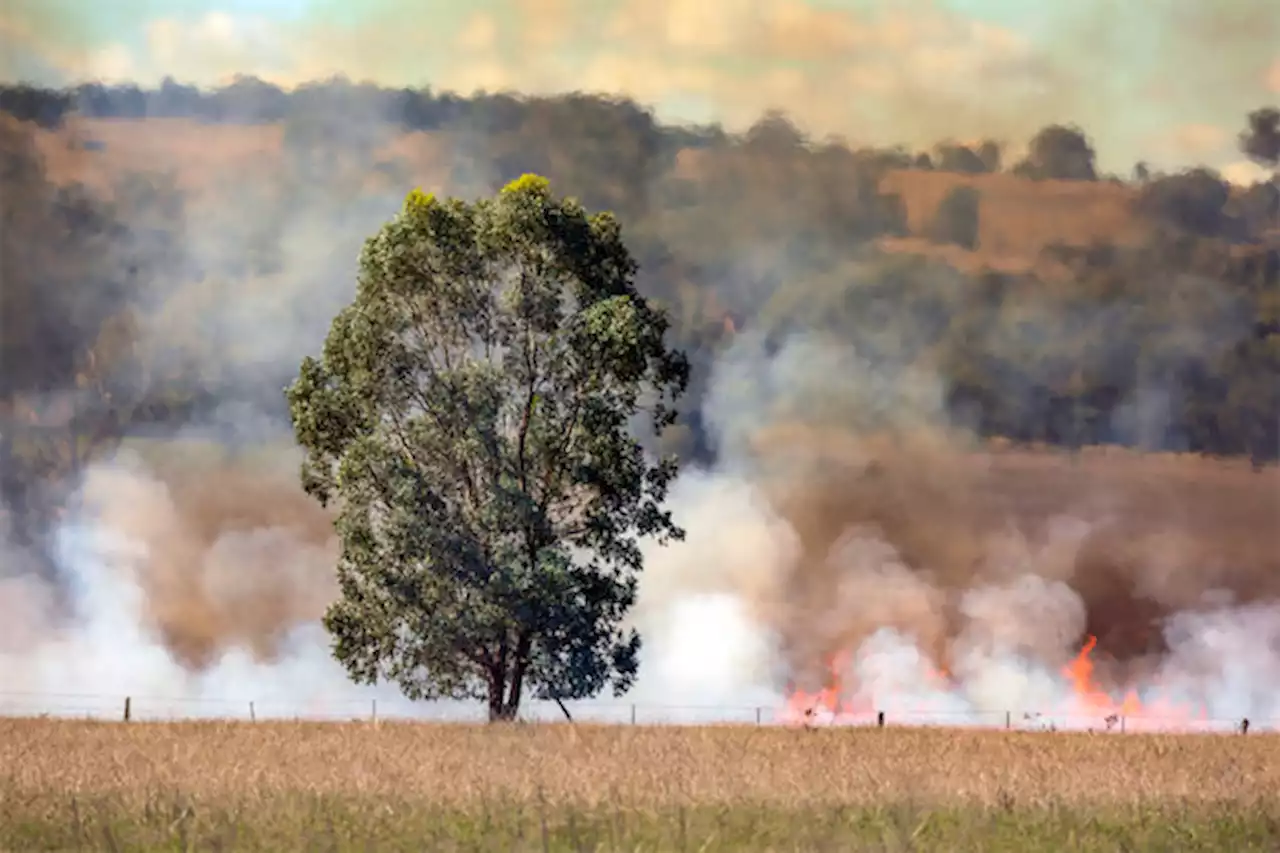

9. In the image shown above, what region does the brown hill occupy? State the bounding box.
[879,169,1147,271]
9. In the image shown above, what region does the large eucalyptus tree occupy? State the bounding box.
[287,175,689,720]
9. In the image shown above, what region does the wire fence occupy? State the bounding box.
[0,691,1269,734]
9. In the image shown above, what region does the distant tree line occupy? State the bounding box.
[0,77,1125,181]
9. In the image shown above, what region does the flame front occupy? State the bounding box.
[1062,635,1139,719]
[1058,635,1208,731]
[782,635,1216,732]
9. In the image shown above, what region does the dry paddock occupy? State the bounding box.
[5,718,1280,850]
[3,717,1276,809]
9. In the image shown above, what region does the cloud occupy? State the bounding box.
[4,0,1278,173]
[456,13,499,53]
[1141,123,1236,170]
[1221,159,1273,186]
[142,12,298,85]
[0,11,126,83]
[1170,123,1229,156]
[2,3,1052,139]
[606,0,876,59]
[506,0,1059,139]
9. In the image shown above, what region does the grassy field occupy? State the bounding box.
[3,718,1279,851]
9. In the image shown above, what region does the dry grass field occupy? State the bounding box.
[30,118,455,200]
[959,443,1278,553]
[878,169,1148,262]
[2,719,1279,851]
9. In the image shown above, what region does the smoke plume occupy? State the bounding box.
[4,312,1278,728]
[672,331,1280,726]
[0,76,1278,728]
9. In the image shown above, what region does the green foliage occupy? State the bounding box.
[0,84,71,128]
[976,139,1003,173]
[927,186,982,250]
[1239,107,1280,167]
[286,175,690,720]
[1135,168,1232,237]
[1016,124,1098,181]
[1236,180,1280,236]
[933,142,988,174]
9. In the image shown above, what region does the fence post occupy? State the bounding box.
[1120,715,1126,734]
[123,696,131,722]
[755,707,762,725]
[1005,711,1011,730]
[630,704,636,725]
[249,701,256,723]
[372,699,377,725]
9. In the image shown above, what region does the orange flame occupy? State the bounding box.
[1060,634,1210,730]
[782,635,1214,732]
[1061,635,1141,725]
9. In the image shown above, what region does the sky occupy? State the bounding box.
[1,0,1278,180]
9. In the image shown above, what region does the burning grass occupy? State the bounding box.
[3,718,1279,850]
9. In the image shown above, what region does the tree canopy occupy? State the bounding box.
[1240,107,1280,168]
[1015,124,1098,181]
[285,174,690,720]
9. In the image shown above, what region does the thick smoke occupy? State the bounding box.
[643,330,1280,727]
[1,90,1279,728]
[3,317,1278,728]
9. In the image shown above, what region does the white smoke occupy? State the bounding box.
[0,330,1277,732]
[0,498,394,721]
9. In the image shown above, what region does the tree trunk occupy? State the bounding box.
[504,632,532,715]
[487,664,517,722]
[487,690,518,722]
[486,631,533,723]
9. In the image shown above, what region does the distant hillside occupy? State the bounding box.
[32,117,1151,273]
[879,169,1147,270]
[4,89,1276,473]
